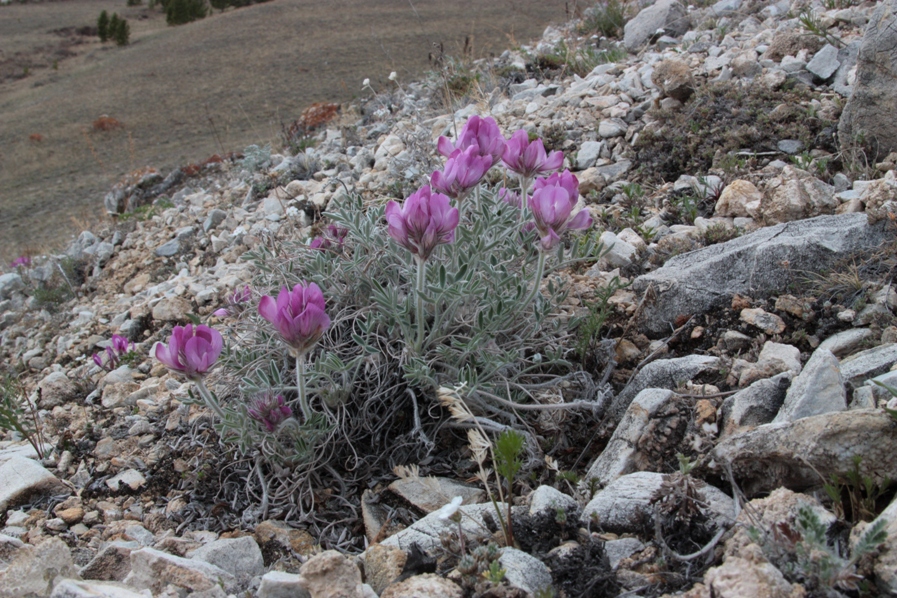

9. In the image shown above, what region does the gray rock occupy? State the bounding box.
[632,214,891,336]
[623,0,690,52]
[720,373,791,436]
[710,409,897,495]
[839,0,897,160]
[0,536,79,598]
[587,389,677,485]
[605,356,719,424]
[151,296,192,322]
[605,538,645,569]
[124,547,236,594]
[106,469,146,492]
[869,493,897,594]
[379,573,460,598]
[598,119,628,139]
[0,273,24,300]
[38,371,78,407]
[773,349,845,423]
[576,141,604,170]
[582,472,734,533]
[154,239,181,257]
[818,328,875,357]
[0,456,69,512]
[740,308,786,335]
[807,44,841,80]
[832,40,860,97]
[257,571,310,598]
[79,541,139,581]
[498,548,552,595]
[711,0,741,15]
[839,343,897,389]
[596,160,632,182]
[191,536,265,581]
[599,230,638,269]
[299,550,364,598]
[528,485,578,516]
[387,477,484,514]
[777,139,804,155]
[50,579,147,598]
[381,503,521,553]
[203,209,227,232]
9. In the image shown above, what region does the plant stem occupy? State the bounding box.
[415,257,427,353]
[518,175,531,225]
[506,477,515,547]
[521,250,547,308]
[295,354,311,420]
[194,378,227,421]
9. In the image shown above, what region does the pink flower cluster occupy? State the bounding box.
[387,115,592,255]
[248,393,293,432]
[93,334,134,372]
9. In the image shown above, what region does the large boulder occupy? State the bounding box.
[839,0,897,160]
[709,410,897,496]
[633,214,891,337]
[623,0,690,52]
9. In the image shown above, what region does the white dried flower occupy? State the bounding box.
[436,496,463,520]
[389,71,398,82]
[362,78,370,88]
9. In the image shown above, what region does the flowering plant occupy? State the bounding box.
[216,115,606,532]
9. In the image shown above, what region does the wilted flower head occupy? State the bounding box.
[385,186,459,261]
[248,392,293,432]
[430,146,492,200]
[11,256,31,269]
[389,71,398,81]
[154,324,223,379]
[258,282,330,355]
[498,187,522,208]
[213,286,252,318]
[309,224,349,251]
[529,171,592,250]
[436,496,464,521]
[437,115,506,166]
[502,130,564,179]
[362,78,371,88]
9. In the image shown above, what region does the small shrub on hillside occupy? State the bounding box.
[281,103,340,152]
[92,115,124,131]
[577,0,628,39]
[635,81,838,183]
[165,0,208,26]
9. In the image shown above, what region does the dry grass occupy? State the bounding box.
[0,0,566,262]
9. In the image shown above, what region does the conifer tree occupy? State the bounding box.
[97,10,110,42]
[114,18,130,46]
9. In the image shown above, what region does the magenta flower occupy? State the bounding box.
[11,256,31,269]
[111,334,132,355]
[502,130,564,179]
[309,224,348,251]
[258,282,330,355]
[93,334,134,371]
[385,186,460,261]
[430,146,493,201]
[154,324,223,379]
[437,116,506,166]
[248,393,293,432]
[529,172,592,250]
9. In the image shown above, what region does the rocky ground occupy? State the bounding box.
[2,0,897,596]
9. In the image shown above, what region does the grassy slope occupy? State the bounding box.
[0,0,567,259]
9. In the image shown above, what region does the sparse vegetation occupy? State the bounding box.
[577,0,628,39]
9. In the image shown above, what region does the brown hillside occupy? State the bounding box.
[0,0,567,260]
